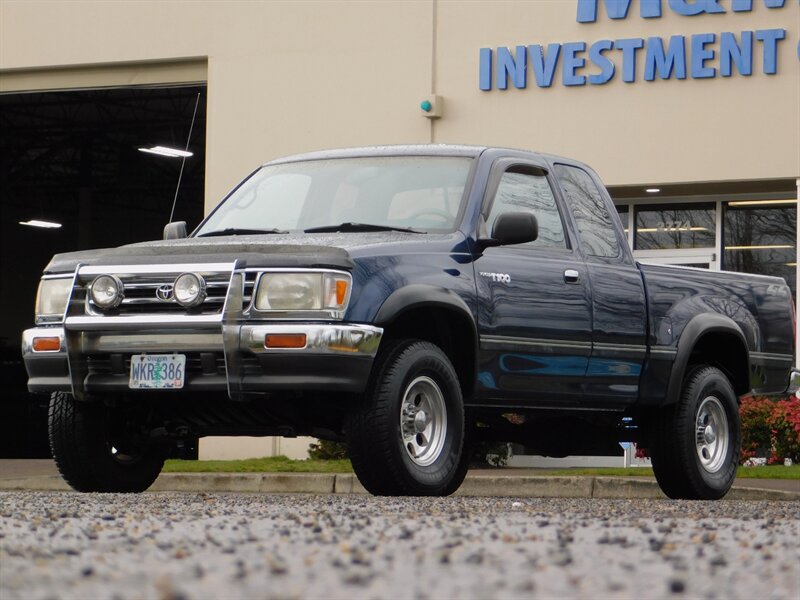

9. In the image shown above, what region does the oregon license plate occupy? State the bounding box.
[129,354,186,389]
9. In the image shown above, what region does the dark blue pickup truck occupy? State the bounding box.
[23,145,798,499]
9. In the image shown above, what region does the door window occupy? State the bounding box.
[485,169,567,250]
[554,164,620,258]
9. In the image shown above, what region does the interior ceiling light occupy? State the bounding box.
[645,188,661,193]
[728,199,796,207]
[725,244,794,251]
[138,145,193,158]
[638,227,708,233]
[19,219,62,229]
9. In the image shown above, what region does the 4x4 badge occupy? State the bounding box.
[156,284,174,301]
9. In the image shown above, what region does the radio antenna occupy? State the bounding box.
[169,92,201,223]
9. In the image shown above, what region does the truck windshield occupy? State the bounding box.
[195,156,473,236]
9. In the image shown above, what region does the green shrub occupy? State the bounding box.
[307,439,349,460]
[740,396,800,464]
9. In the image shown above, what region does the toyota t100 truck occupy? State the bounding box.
[23,145,799,499]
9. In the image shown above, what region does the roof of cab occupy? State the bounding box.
[263,144,487,166]
[262,144,592,173]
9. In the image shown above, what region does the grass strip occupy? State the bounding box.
[547,465,800,480]
[163,457,798,479]
[163,456,353,474]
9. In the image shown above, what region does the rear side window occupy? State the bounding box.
[485,169,567,250]
[554,164,620,258]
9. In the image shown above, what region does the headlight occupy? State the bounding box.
[174,273,207,308]
[35,277,73,322]
[90,275,124,309]
[255,272,351,314]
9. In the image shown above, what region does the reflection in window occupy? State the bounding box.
[724,203,796,296]
[486,170,566,249]
[554,164,619,258]
[635,203,715,250]
[616,204,630,236]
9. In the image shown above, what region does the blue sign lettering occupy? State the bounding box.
[669,0,724,17]
[644,36,687,80]
[497,46,527,89]
[732,0,786,10]
[479,48,492,90]
[720,31,753,76]
[480,1,793,91]
[529,44,561,87]
[578,0,786,22]
[577,0,661,22]
[691,33,717,78]
[615,38,645,82]
[588,40,616,84]
[562,42,588,85]
[756,28,786,74]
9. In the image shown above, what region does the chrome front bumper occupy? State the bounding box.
[22,322,382,400]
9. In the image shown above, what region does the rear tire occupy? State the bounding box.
[49,392,166,493]
[347,339,465,495]
[650,365,740,500]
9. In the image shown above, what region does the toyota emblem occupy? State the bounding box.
[156,284,174,301]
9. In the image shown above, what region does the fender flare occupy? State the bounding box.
[374,284,479,389]
[665,313,750,405]
[374,284,476,329]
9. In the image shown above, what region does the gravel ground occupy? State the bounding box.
[1,492,798,600]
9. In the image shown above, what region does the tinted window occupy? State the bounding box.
[555,164,620,258]
[486,170,566,249]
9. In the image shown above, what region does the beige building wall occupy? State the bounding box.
[199,436,314,461]
[2,0,798,460]
[2,0,798,200]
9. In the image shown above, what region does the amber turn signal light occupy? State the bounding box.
[32,337,61,352]
[335,280,348,305]
[265,334,307,349]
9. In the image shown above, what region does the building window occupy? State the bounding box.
[634,203,715,250]
[724,201,797,297]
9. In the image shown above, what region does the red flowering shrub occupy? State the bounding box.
[740,395,800,464]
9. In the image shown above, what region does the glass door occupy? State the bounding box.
[631,203,719,270]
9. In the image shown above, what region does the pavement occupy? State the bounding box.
[1,459,798,500]
[3,493,799,600]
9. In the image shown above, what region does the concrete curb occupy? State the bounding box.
[1,472,797,500]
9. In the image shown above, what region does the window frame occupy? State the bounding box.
[480,158,574,254]
[552,162,628,264]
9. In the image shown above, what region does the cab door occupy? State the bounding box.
[474,159,593,407]
[553,162,647,406]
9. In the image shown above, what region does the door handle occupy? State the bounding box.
[564,269,580,284]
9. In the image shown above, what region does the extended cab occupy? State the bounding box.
[23,146,799,498]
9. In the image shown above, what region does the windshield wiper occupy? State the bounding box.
[304,222,425,234]
[196,227,288,237]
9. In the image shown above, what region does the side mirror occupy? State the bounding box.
[478,212,538,249]
[163,221,187,240]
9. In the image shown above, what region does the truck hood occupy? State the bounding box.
[43,231,468,274]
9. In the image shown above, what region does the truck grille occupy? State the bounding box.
[74,266,256,316]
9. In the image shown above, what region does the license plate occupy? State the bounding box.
[129,354,186,389]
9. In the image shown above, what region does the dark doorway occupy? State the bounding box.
[0,84,206,457]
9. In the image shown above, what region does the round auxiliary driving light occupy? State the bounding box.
[90,275,124,309]
[173,272,207,308]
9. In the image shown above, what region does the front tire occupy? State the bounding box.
[49,392,166,493]
[347,339,465,495]
[650,365,740,500]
